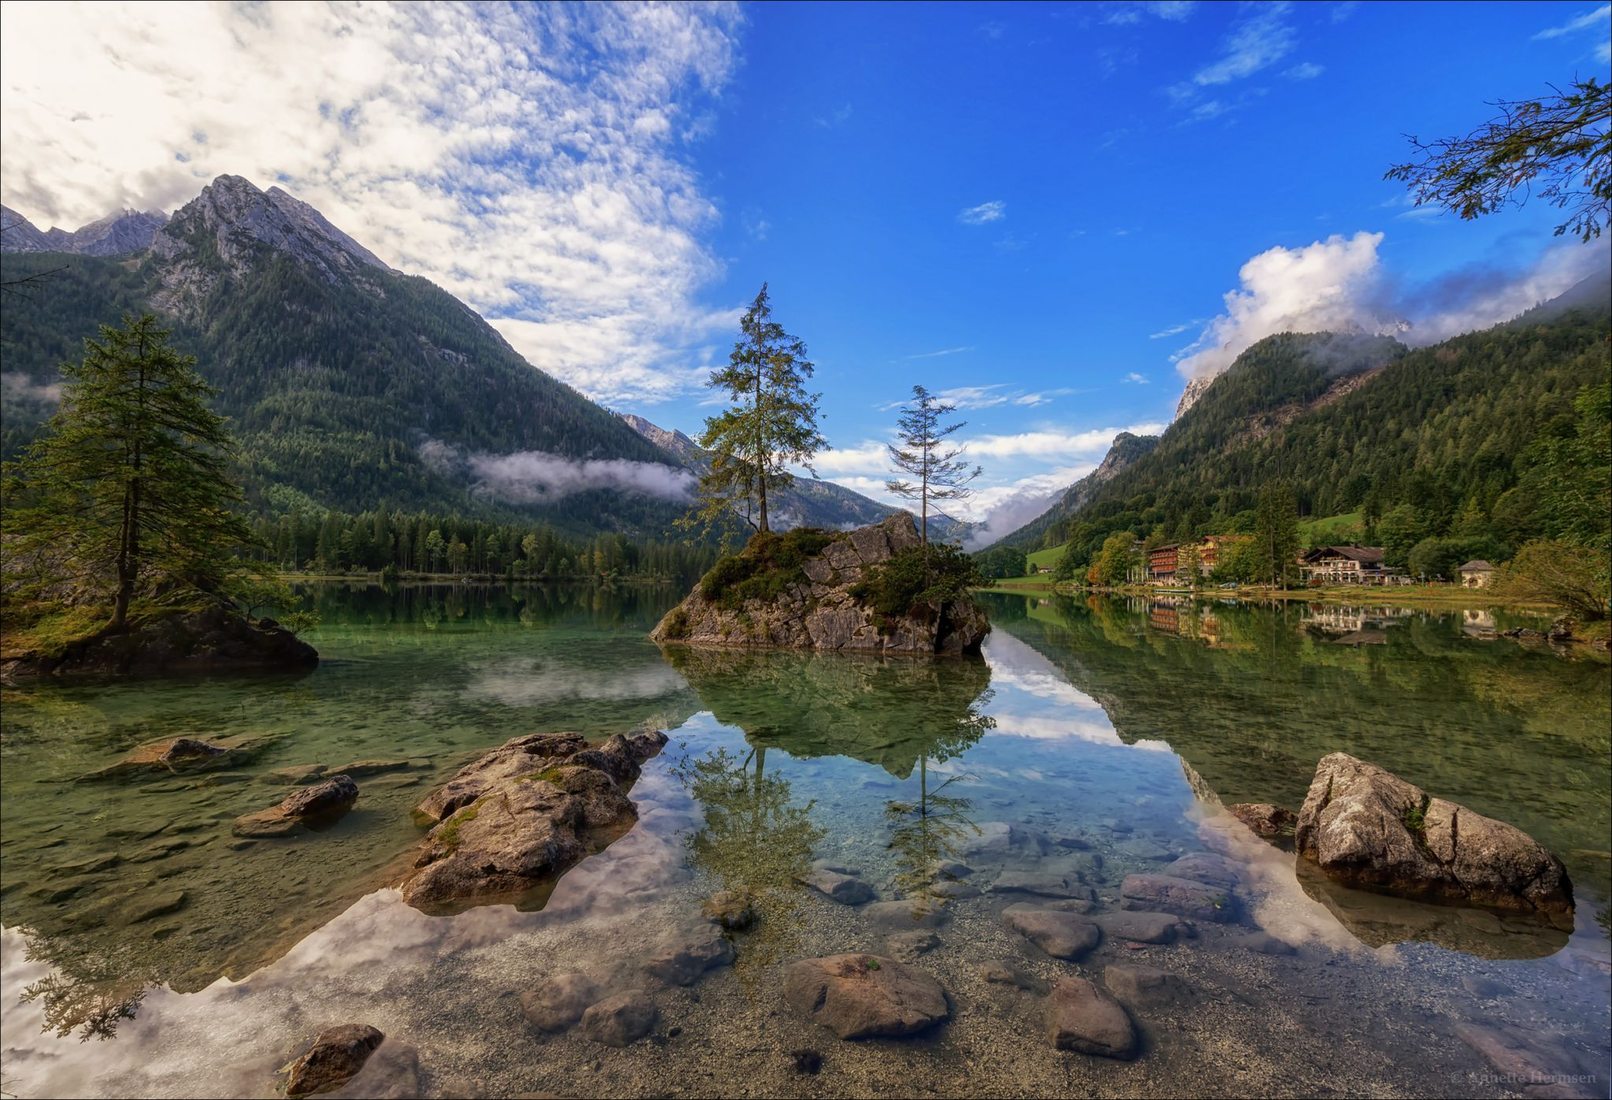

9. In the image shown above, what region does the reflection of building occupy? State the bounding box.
[1300,545,1391,584]
[1459,560,1496,588]
[1462,609,1497,637]
[1147,544,1179,583]
[1148,602,1182,633]
[1302,605,1412,640]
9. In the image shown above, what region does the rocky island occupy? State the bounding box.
[650,513,989,656]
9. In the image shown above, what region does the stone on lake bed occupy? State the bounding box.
[927,880,981,900]
[932,859,973,879]
[1093,911,1188,945]
[1227,802,1298,841]
[1229,931,1297,956]
[1103,964,1194,1005]
[1002,906,1102,960]
[1044,977,1138,1059]
[281,1024,384,1098]
[886,929,941,960]
[1162,852,1245,890]
[701,890,757,930]
[263,764,326,785]
[991,871,1091,899]
[795,867,875,905]
[1115,838,1173,861]
[1453,1020,1602,1100]
[520,972,600,1032]
[1121,873,1238,922]
[232,775,358,838]
[644,926,735,986]
[333,758,418,777]
[864,899,949,929]
[1295,753,1573,917]
[580,991,657,1047]
[80,736,232,780]
[978,960,1047,994]
[783,955,950,1040]
[124,889,187,924]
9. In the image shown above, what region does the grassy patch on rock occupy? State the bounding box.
[697,529,839,611]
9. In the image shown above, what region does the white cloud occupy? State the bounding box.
[903,345,975,360]
[1283,62,1324,80]
[1123,372,1150,384]
[880,384,1067,411]
[1532,5,1609,39]
[420,438,694,504]
[0,3,744,407]
[1193,1,1295,86]
[1172,231,1610,385]
[958,200,1006,225]
[1148,320,1199,339]
[1103,1,1198,26]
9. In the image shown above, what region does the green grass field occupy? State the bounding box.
[1297,511,1365,546]
[1025,543,1066,572]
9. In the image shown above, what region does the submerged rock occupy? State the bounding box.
[1121,873,1238,922]
[864,899,949,930]
[701,890,758,930]
[1093,911,1188,945]
[1227,802,1298,842]
[520,973,601,1032]
[580,990,657,1047]
[3,606,317,682]
[1044,977,1137,1059]
[645,925,736,986]
[281,1024,384,1097]
[783,954,950,1039]
[886,929,941,960]
[796,867,876,905]
[1294,753,1573,917]
[649,513,989,656]
[79,735,234,780]
[978,959,1048,994]
[1002,907,1102,960]
[398,730,667,912]
[991,871,1090,899]
[1161,852,1244,890]
[1103,964,1193,1006]
[232,775,358,838]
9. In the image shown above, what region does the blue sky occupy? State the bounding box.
[2,1,1608,535]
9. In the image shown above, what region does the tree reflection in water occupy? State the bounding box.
[672,745,825,975]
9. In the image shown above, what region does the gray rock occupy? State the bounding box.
[332,759,416,777]
[933,859,973,879]
[580,991,657,1047]
[281,1024,384,1097]
[1094,910,1186,944]
[233,775,359,838]
[1044,977,1137,1059]
[886,930,940,961]
[1116,838,1172,861]
[927,880,981,900]
[650,513,989,656]
[1121,873,1238,922]
[263,764,326,785]
[645,926,736,986]
[864,899,949,929]
[1453,1021,1600,1099]
[783,955,950,1039]
[125,889,187,924]
[1295,753,1573,916]
[1103,964,1193,1005]
[399,731,667,911]
[992,871,1090,899]
[1002,907,1101,960]
[1162,852,1244,890]
[1227,802,1297,840]
[520,973,600,1032]
[796,867,876,905]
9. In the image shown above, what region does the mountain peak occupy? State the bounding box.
[152,174,389,289]
[0,203,166,257]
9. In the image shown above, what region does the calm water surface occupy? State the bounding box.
[1,585,1607,1098]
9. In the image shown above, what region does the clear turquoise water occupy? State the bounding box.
[0,584,1606,1098]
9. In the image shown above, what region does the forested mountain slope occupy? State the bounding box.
[991,270,1611,567]
[1,176,690,539]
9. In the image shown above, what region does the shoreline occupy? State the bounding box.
[979,578,1564,613]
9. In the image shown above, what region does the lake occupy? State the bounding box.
[1,585,1607,1098]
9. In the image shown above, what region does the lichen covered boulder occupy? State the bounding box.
[1295,753,1572,917]
[233,774,359,837]
[2,606,317,682]
[398,730,667,912]
[650,513,988,656]
[280,1024,384,1097]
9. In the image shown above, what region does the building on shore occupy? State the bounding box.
[1458,560,1496,588]
[1147,543,1179,583]
[1299,545,1397,584]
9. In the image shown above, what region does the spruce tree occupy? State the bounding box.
[3,314,251,632]
[886,385,981,548]
[694,285,826,536]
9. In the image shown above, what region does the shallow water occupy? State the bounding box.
[1,585,1607,1098]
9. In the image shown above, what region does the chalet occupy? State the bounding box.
[1300,545,1388,584]
[1459,560,1496,588]
[1147,543,1179,583]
